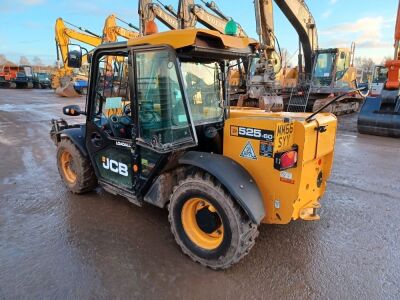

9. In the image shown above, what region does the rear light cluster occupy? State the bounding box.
[274,146,298,171]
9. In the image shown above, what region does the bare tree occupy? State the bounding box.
[354,57,375,72]
[0,54,7,65]
[19,56,30,65]
[280,48,292,69]
[0,54,15,65]
[381,56,392,65]
[354,57,376,82]
[33,56,43,66]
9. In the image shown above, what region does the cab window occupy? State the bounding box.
[92,53,132,140]
[135,50,194,150]
[181,62,223,124]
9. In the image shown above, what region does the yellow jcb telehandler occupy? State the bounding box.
[51,28,339,269]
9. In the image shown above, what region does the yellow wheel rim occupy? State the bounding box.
[60,151,77,184]
[181,198,224,250]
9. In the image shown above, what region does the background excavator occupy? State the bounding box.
[357,0,400,137]
[54,16,140,98]
[177,0,302,112]
[273,0,363,114]
[187,0,360,115]
[53,18,102,97]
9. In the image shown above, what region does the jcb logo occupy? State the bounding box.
[102,156,128,177]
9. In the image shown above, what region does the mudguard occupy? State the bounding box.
[59,126,88,156]
[179,151,265,224]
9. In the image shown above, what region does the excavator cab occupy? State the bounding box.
[312,48,354,91]
[370,65,388,96]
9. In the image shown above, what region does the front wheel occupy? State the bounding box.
[57,139,97,193]
[168,172,259,269]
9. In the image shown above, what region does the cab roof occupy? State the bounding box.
[127,29,258,52]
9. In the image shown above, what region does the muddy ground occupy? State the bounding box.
[0,89,399,299]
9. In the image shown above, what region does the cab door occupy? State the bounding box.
[85,49,135,189]
[131,46,198,186]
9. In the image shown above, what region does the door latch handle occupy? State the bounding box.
[91,133,103,147]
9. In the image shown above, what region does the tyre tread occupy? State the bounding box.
[168,171,259,270]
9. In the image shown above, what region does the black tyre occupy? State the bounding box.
[56,138,97,193]
[169,172,259,269]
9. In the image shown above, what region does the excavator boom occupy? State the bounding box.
[254,0,274,51]
[54,18,102,97]
[103,14,140,43]
[178,0,246,36]
[139,0,178,34]
[274,0,317,78]
[55,18,102,70]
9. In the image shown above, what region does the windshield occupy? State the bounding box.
[372,66,388,83]
[37,73,49,80]
[181,62,223,124]
[313,52,335,87]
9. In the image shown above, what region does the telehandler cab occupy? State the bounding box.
[51,29,338,269]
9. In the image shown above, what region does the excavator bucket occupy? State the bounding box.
[357,92,400,137]
[55,82,81,98]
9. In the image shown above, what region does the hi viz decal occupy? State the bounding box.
[102,156,128,177]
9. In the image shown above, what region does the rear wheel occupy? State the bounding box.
[169,172,259,269]
[57,139,97,193]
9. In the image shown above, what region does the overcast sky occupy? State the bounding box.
[0,0,396,65]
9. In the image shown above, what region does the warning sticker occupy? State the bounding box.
[280,171,294,184]
[240,141,257,160]
[259,141,274,158]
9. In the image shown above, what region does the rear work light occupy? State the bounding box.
[274,146,298,171]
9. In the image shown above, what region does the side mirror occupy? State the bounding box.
[340,52,346,60]
[63,105,83,116]
[67,45,83,68]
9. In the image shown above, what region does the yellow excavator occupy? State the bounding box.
[249,0,363,115]
[210,0,361,115]
[53,18,102,97]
